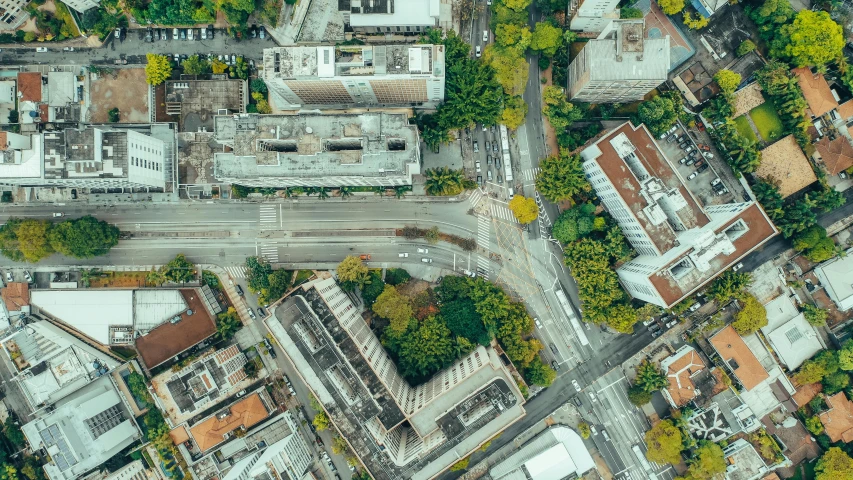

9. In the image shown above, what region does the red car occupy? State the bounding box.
[698,144,711,151]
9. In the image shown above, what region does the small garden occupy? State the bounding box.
[733,115,759,143]
[748,102,784,143]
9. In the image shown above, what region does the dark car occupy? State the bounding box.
[697,163,710,173]
[235,285,244,296]
[549,343,559,356]
[207,25,214,38]
[316,435,324,446]
[257,307,266,317]
[551,360,560,371]
[572,396,583,407]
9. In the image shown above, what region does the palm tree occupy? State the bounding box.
[424,167,464,196]
[306,187,321,196]
[372,186,384,195]
[318,188,329,200]
[290,187,304,197]
[394,186,411,198]
[339,186,352,198]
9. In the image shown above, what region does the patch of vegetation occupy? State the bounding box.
[732,115,759,143]
[748,102,784,143]
[0,216,120,263]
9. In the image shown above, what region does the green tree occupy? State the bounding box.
[145,53,171,86]
[216,307,242,340]
[425,226,441,244]
[732,294,767,335]
[658,0,684,14]
[3,417,25,448]
[397,316,457,381]
[578,422,591,439]
[552,202,596,244]
[708,271,752,303]
[127,371,153,406]
[621,7,643,17]
[542,86,584,131]
[634,93,679,137]
[682,12,709,30]
[211,59,228,74]
[449,457,470,472]
[436,57,503,129]
[628,384,653,406]
[494,23,531,53]
[681,442,726,479]
[373,285,413,333]
[636,360,668,392]
[508,195,538,224]
[312,411,330,431]
[783,10,844,68]
[524,356,556,386]
[501,95,529,129]
[644,420,683,464]
[737,40,757,56]
[714,69,742,93]
[331,436,349,455]
[822,371,850,395]
[48,216,120,259]
[243,358,259,379]
[815,447,853,480]
[181,54,210,74]
[748,0,794,44]
[441,299,490,346]
[535,150,590,202]
[794,225,837,262]
[360,271,385,308]
[485,46,529,97]
[779,201,818,238]
[529,21,563,57]
[795,350,838,384]
[424,167,466,196]
[161,253,196,283]
[108,107,120,122]
[805,415,824,435]
[230,57,249,80]
[803,304,828,327]
[0,218,54,262]
[337,256,370,289]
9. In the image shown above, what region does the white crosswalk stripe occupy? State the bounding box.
[491,204,517,223]
[223,266,248,278]
[477,216,491,249]
[469,189,483,207]
[522,167,540,182]
[259,205,278,226]
[260,245,279,262]
[476,256,491,279]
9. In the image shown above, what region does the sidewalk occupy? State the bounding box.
[201,264,254,326]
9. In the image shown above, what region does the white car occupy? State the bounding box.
[201,28,207,40]
[483,30,488,42]
[421,258,433,263]
[187,28,193,40]
[463,270,476,278]
[52,212,63,217]
[475,45,481,57]
[398,253,409,258]
[732,262,744,272]
[588,391,597,403]
[36,47,48,52]
[4,271,11,282]
[23,270,32,283]
[417,248,428,254]
[589,424,598,436]
[687,172,698,180]
[247,308,256,320]
[534,318,543,329]
[475,161,481,173]
[572,379,581,392]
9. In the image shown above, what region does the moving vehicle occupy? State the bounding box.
[398,253,409,258]
[421,258,433,263]
[417,248,428,254]
[534,318,543,329]
[475,45,481,57]
[550,343,559,356]
[463,270,476,277]
[236,389,247,397]
[36,47,48,52]
[236,285,244,296]
[572,379,581,392]
[62,47,74,51]
[602,429,611,441]
[589,424,598,436]
[483,30,488,42]
[485,141,491,152]
[53,212,63,217]
[588,391,597,402]
[359,254,371,260]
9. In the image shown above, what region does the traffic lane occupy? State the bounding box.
[576,391,628,479]
[594,373,652,480]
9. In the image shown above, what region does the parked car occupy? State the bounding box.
[236,285,244,296]
[417,248,428,254]
[36,47,48,52]
[259,26,266,39]
[697,163,710,173]
[53,212,63,217]
[550,343,559,356]
[187,28,193,40]
[473,141,479,153]
[602,429,611,441]
[572,379,581,392]
[487,155,492,165]
[590,424,598,436]
[685,157,696,166]
[492,142,497,152]
[703,151,714,159]
[4,271,11,282]
[173,28,179,40]
[236,389,247,397]
[24,271,32,283]
[534,318,543,329]
[698,144,711,151]
[201,27,207,40]
[693,159,705,169]
[485,140,491,152]
[689,302,702,312]
[588,391,597,402]
[687,172,698,180]
[733,263,744,272]
[250,25,257,38]
[463,269,476,278]
[257,307,266,317]
[666,319,678,328]
[679,157,688,164]
[475,161,481,173]
[246,307,256,319]
[62,46,74,51]
[207,25,214,39]
[180,29,186,40]
[477,175,483,185]
[551,360,560,371]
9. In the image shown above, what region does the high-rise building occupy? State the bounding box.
[261,44,445,109]
[579,122,777,308]
[0,124,176,190]
[569,0,621,32]
[568,20,669,103]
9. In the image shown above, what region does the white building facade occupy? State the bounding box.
[569,0,621,32]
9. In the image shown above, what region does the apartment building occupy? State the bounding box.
[266,278,526,480]
[569,0,620,32]
[212,112,421,187]
[568,20,669,103]
[261,44,445,109]
[579,122,777,308]
[0,124,177,190]
[0,0,27,30]
[341,0,446,34]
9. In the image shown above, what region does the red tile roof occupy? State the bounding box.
[710,326,770,391]
[16,72,42,103]
[794,68,839,118]
[189,393,269,451]
[815,134,853,175]
[665,348,706,406]
[1,283,29,312]
[0,132,7,151]
[819,392,853,443]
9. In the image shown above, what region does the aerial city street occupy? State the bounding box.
[1,0,853,479]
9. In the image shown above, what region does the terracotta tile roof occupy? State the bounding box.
[1,283,29,312]
[815,133,853,175]
[38,104,48,122]
[756,135,817,198]
[733,83,766,118]
[762,474,781,480]
[16,72,42,103]
[665,348,706,406]
[169,426,190,445]
[794,68,839,118]
[135,289,216,369]
[189,393,269,452]
[838,99,853,120]
[709,326,769,391]
[0,132,7,150]
[819,392,853,443]
[793,382,823,407]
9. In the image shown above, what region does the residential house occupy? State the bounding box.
[813,248,853,311]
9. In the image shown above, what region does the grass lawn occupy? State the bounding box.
[733,115,759,143]
[749,102,785,143]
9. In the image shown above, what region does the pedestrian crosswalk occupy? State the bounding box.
[223,266,248,279]
[522,167,540,182]
[477,216,491,249]
[260,244,280,263]
[259,205,278,228]
[476,256,491,279]
[491,204,517,223]
[468,189,484,208]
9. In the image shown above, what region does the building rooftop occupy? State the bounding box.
[733,83,766,118]
[756,135,816,198]
[188,393,270,452]
[135,289,217,369]
[819,392,853,443]
[761,295,823,370]
[710,326,769,391]
[349,0,441,27]
[212,112,419,182]
[266,279,525,480]
[2,282,29,312]
[814,248,853,311]
[21,375,142,480]
[17,72,42,102]
[814,133,853,176]
[47,72,75,108]
[489,426,595,480]
[661,345,707,407]
[262,45,440,79]
[164,79,246,131]
[793,68,838,118]
[582,20,670,83]
[724,439,769,480]
[156,346,249,424]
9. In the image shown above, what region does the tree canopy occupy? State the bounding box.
[535,150,591,203]
[815,447,853,480]
[658,0,684,14]
[803,304,828,327]
[634,93,680,137]
[48,215,120,259]
[708,271,752,303]
[145,53,171,86]
[182,54,210,74]
[644,420,683,465]
[552,202,597,244]
[793,225,836,262]
[161,254,196,283]
[635,360,668,392]
[508,195,538,224]
[424,167,468,196]
[782,10,844,68]
[542,86,584,131]
[373,285,414,333]
[681,442,726,480]
[337,256,370,289]
[714,69,741,93]
[529,22,563,57]
[732,294,768,335]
